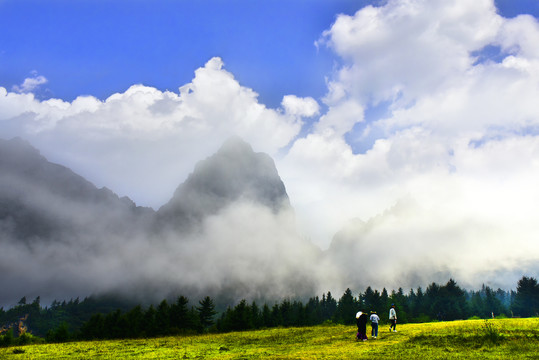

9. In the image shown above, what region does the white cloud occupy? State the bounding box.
[320,0,502,106]
[0,58,306,208]
[12,73,48,93]
[497,14,539,60]
[277,0,539,291]
[314,100,364,137]
[281,95,320,117]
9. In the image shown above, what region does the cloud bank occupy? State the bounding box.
[281,0,539,289]
[0,58,317,208]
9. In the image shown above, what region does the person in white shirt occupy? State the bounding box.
[369,311,380,338]
[389,304,397,332]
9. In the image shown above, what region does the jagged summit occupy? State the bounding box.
[157,136,291,228]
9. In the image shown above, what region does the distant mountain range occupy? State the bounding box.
[0,136,320,305]
[0,136,291,241]
[0,137,153,244]
[0,136,531,306]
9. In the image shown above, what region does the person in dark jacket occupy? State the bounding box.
[355,311,369,341]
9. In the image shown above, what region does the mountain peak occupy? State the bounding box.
[0,137,44,168]
[218,135,254,155]
[158,137,290,228]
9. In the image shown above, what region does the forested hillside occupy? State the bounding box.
[1,276,537,345]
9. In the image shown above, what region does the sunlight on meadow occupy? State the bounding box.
[1,318,537,359]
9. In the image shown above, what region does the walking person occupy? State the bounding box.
[389,304,397,332]
[370,311,380,339]
[355,311,369,341]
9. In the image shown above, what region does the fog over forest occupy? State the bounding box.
[1,137,536,308]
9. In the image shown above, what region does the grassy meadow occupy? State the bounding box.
[1,318,538,359]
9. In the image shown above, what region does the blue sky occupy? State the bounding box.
[2,0,539,289]
[1,0,370,107]
[2,0,536,108]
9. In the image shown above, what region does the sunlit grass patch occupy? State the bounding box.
[0,318,537,359]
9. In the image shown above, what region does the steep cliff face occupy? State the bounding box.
[157,136,292,230]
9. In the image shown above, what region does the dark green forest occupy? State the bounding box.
[1,276,538,347]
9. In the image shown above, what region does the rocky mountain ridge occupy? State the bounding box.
[0,136,314,305]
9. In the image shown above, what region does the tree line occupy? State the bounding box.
[1,276,538,346]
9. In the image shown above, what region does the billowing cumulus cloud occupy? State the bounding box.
[280,0,539,291]
[319,0,502,106]
[281,95,320,118]
[0,58,306,208]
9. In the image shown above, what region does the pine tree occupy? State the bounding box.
[142,305,157,337]
[124,305,144,338]
[170,296,189,330]
[305,296,321,325]
[271,303,282,327]
[414,286,426,319]
[407,288,417,319]
[230,300,252,330]
[334,288,357,324]
[262,304,272,327]
[321,292,337,321]
[155,300,171,335]
[381,288,389,312]
[280,299,293,327]
[250,301,262,329]
[512,276,539,317]
[79,313,104,340]
[363,287,376,311]
[469,291,484,317]
[196,296,217,330]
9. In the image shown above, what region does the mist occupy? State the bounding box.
[2,135,538,308]
[0,200,321,307]
[325,197,539,293]
[0,137,325,307]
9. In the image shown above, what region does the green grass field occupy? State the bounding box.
[1,318,538,359]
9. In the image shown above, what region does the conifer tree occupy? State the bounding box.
[196,296,217,329]
[512,276,539,317]
[305,296,321,325]
[381,288,390,311]
[250,301,262,329]
[124,305,144,338]
[155,300,170,335]
[170,296,189,330]
[334,288,357,324]
[142,305,157,337]
[321,292,337,321]
[230,300,252,330]
[262,304,272,327]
